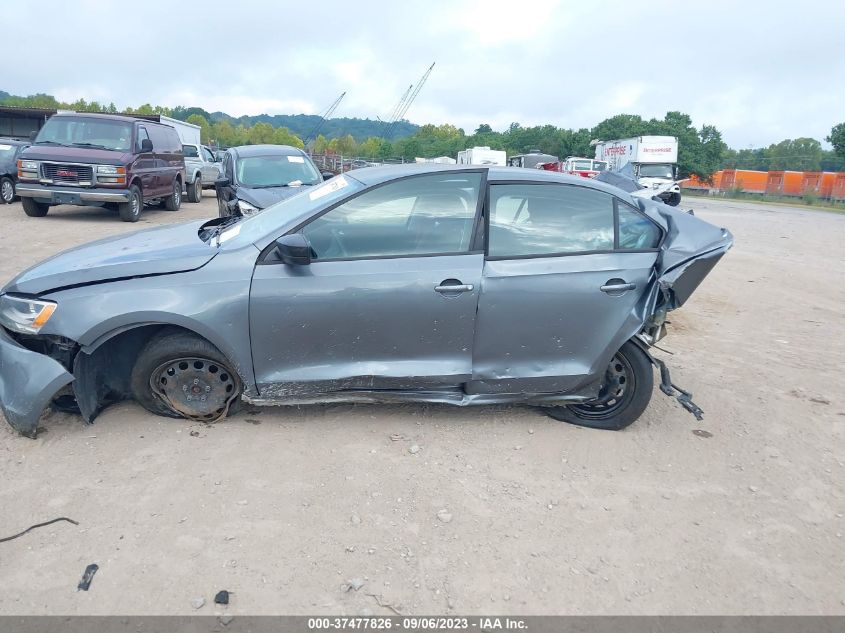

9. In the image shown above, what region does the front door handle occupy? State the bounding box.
[600,279,636,294]
[435,279,474,294]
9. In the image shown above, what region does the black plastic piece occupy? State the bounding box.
[214,590,230,605]
[78,563,99,591]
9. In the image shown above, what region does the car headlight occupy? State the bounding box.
[237,200,259,216]
[19,160,39,171]
[0,294,58,334]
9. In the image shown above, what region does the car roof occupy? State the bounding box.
[50,112,143,125]
[229,144,306,159]
[345,163,632,199]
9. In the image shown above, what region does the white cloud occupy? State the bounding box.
[2,0,844,148]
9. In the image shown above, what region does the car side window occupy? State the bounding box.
[617,202,662,249]
[182,144,199,158]
[202,147,215,162]
[136,127,150,152]
[488,184,615,257]
[302,172,482,260]
[223,154,233,180]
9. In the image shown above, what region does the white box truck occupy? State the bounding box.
[457,146,506,166]
[593,135,682,206]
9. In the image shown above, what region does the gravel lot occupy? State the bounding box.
[0,193,843,615]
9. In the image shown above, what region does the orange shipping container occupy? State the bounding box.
[832,173,845,200]
[801,172,823,195]
[681,171,722,190]
[766,171,804,196]
[721,169,767,193]
[819,172,839,199]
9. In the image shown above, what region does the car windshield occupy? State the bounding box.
[182,144,199,157]
[639,164,674,179]
[236,154,321,187]
[35,117,133,152]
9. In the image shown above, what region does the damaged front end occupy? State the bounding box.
[0,326,76,437]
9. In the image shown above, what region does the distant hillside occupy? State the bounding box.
[0,90,418,141]
[205,111,418,142]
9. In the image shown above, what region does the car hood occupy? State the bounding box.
[237,185,313,209]
[2,220,217,296]
[20,145,131,166]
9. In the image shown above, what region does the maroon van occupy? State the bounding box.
[15,113,186,222]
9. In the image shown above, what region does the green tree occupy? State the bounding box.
[273,126,304,148]
[359,137,382,157]
[313,134,330,154]
[211,120,236,148]
[186,114,211,143]
[247,122,276,144]
[826,123,845,159]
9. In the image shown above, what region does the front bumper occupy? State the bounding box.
[16,184,131,204]
[0,327,73,437]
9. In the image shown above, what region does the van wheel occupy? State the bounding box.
[0,177,14,204]
[22,197,50,217]
[118,185,142,222]
[165,178,182,210]
[666,192,681,206]
[543,341,654,430]
[130,330,242,420]
[187,176,202,203]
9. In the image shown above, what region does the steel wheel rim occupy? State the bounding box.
[131,193,140,215]
[150,356,239,421]
[196,179,202,198]
[569,352,635,419]
[1,181,12,202]
[174,181,181,205]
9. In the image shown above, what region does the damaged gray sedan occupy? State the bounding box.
[0,165,731,437]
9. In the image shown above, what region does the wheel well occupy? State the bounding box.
[72,324,215,422]
[130,177,142,193]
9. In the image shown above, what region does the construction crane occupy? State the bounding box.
[383,62,435,140]
[382,84,412,137]
[304,92,346,147]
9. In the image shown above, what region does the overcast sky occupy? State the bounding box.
[4,1,843,148]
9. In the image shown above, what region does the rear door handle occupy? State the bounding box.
[435,280,474,294]
[600,281,636,293]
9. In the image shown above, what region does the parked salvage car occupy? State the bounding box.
[0,165,732,438]
[215,144,331,217]
[0,138,29,204]
[15,113,185,222]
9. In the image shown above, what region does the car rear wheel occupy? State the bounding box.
[130,330,242,421]
[187,176,202,203]
[165,178,182,210]
[544,341,654,430]
[118,185,142,222]
[0,177,14,204]
[22,197,50,217]
[666,192,681,206]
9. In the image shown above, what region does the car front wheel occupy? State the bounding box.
[187,176,202,203]
[544,341,654,430]
[118,185,142,222]
[22,197,50,217]
[130,330,242,421]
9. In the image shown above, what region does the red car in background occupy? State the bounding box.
[541,156,608,179]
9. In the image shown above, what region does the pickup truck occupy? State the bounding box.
[182,143,222,202]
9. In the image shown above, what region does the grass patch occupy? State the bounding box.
[682,190,845,214]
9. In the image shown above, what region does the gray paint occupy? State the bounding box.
[0,164,733,436]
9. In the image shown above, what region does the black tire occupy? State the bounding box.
[130,330,242,420]
[187,176,202,203]
[22,197,50,217]
[118,185,142,222]
[666,192,682,207]
[165,178,182,211]
[0,176,14,204]
[544,341,654,430]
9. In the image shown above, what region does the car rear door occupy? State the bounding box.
[468,181,663,395]
[248,171,485,397]
[201,146,220,184]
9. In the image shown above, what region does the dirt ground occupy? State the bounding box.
[0,193,843,616]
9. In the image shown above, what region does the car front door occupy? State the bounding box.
[133,126,157,197]
[249,171,485,397]
[468,181,663,395]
